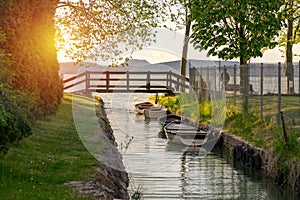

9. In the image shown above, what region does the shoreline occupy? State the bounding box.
[151,93,300,195]
[65,95,130,199]
[220,131,300,195]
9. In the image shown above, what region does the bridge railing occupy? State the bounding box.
[63,71,190,94]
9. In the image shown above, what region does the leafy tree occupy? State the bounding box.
[0,0,63,117]
[56,0,169,66]
[189,0,283,95]
[160,0,191,77]
[0,25,33,154]
[278,0,300,94]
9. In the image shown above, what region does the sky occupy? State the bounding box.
[57,28,300,65]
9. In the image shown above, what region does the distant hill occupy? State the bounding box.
[59,59,240,75]
[59,59,151,74]
[59,62,81,74]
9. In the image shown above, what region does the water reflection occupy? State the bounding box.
[100,93,296,200]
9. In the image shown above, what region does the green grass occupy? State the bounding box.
[0,94,97,199]
[153,94,300,158]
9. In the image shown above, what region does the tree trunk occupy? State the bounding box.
[285,18,294,94]
[239,57,249,112]
[239,57,248,95]
[180,4,191,78]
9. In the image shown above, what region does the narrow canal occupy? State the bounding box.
[100,93,295,199]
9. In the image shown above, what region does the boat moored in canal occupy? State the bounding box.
[164,120,208,147]
[135,101,153,114]
[144,106,167,120]
[157,114,192,128]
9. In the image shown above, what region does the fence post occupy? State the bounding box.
[166,72,169,88]
[106,71,110,91]
[85,71,90,93]
[232,64,236,106]
[214,66,217,98]
[246,64,250,112]
[126,71,129,91]
[278,62,281,125]
[299,61,300,98]
[206,67,210,96]
[199,67,203,101]
[169,71,172,90]
[260,63,263,120]
[146,71,150,90]
[189,67,194,95]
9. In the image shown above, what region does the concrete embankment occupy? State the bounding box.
[220,131,300,194]
[65,97,129,199]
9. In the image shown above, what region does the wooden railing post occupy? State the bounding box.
[166,72,169,88]
[126,71,129,91]
[176,77,180,91]
[106,71,110,91]
[169,71,172,89]
[146,71,150,90]
[85,71,90,92]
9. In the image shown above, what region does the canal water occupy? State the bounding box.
[99,93,296,200]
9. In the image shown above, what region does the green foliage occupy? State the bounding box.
[0,86,34,154]
[189,0,283,63]
[199,101,212,123]
[0,0,63,117]
[274,128,300,154]
[56,0,168,66]
[0,97,97,199]
[278,0,300,56]
[155,95,181,113]
[0,23,33,153]
[152,94,212,123]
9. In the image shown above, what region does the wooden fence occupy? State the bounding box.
[63,70,190,94]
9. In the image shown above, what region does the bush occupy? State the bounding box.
[0,0,63,117]
[0,86,34,153]
[0,26,34,154]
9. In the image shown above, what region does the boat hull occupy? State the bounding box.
[135,102,153,114]
[144,107,167,120]
[157,114,192,128]
[164,121,207,147]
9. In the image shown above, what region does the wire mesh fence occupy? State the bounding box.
[189,62,300,131]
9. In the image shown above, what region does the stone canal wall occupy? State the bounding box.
[65,97,129,200]
[220,131,300,194]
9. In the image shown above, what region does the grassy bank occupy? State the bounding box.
[0,95,96,199]
[153,93,300,190]
[152,94,300,158]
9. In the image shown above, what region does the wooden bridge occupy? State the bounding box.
[63,71,190,94]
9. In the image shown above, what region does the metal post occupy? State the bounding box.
[189,67,194,95]
[278,62,281,125]
[260,63,263,120]
[233,64,237,106]
[207,67,210,95]
[214,66,217,98]
[200,67,202,100]
[245,64,249,112]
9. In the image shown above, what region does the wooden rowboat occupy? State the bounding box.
[157,114,192,128]
[135,102,153,114]
[164,120,207,147]
[143,106,167,120]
